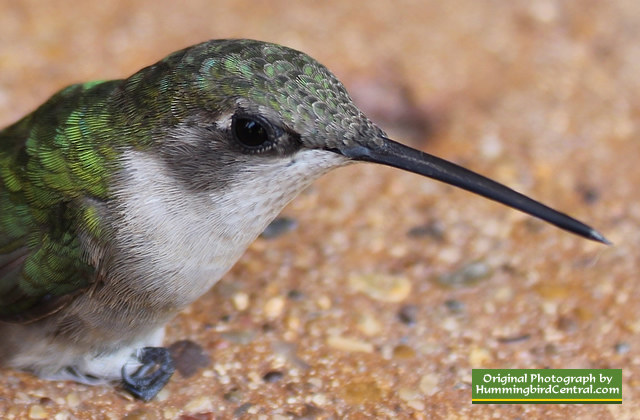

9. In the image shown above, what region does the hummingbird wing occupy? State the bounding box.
[0,81,119,322]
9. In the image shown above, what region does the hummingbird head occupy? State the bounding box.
[119,39,607,244]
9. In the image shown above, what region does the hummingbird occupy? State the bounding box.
[0,39,608,401]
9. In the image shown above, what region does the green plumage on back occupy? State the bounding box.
[0,81,119,320]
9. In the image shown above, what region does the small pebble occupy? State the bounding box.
[260,216,298,239]
[493,286,513,302]
[577,184,600,204]
[285,314,302,331]
[156,388,170,402]
[316,295,332,310]
[28,405,48,419]
[298,404,325,418]
[535,283,570,300]
[264,296,286,319]
[342,381,383,405]
[542,300,558,315]
[436,261,491,288]
[544,343,559,356]
[311,393,328,406]
[398,304,418,326]
[444,299,465,314]
[233,403,253,418]
[308,377,323,389]
[393,344,416,359]
[180,414,214,420]
[556,316,578,333]
[262,322,276,332]
[615,342,630,354]
[479,132,504,159]
[469,347,492,366]
[122,408,155,420]
[357,312,383,336]
[407,399,426,411]
[223,388,244,403]
[232,292,249,311]
[169,340,211,378]
[441,317,458,332]
[184,396,214,413]
[419,373,440,396]
[437,246,462,264]
[496,334,531,344]
[398,387,420,402]
[399,388,425,410]
[263,370,284,383]
[574,307,594,322]
[272,340,310,370]
[327,335,374,353]
[349,273,412,302]
[406,220,445,240]
[524,218,545,234]
[163,408,180,419]
[220,329,257,344]
[65,392,80,408]
[287,289,304,301]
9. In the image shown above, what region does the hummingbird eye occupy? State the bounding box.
[232,115,273,151]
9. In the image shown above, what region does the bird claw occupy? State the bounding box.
[121,347,175,401]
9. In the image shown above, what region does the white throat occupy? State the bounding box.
[111,148,348,308]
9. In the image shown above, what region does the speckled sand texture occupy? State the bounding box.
[0,1,638,418]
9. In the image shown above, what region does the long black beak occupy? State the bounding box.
[339,137,610,244]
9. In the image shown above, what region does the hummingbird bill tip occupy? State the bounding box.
[588,228,612,245]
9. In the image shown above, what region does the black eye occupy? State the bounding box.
[232,116,272,149]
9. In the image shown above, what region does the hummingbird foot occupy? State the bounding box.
[121,346,175,401]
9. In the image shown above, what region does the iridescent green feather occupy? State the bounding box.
[0,81,121,320]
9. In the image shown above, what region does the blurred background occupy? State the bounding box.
[0,1,638,418]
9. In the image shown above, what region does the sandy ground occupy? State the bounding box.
[0,1,638,418]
